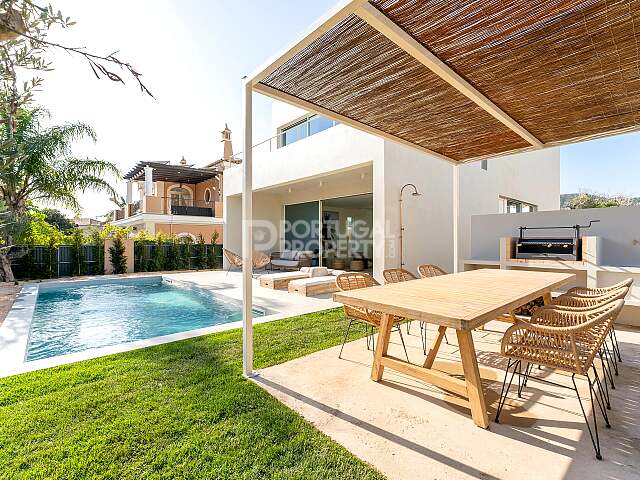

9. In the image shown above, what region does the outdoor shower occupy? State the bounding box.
[399,183,422,268]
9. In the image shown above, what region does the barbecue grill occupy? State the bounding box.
[515,221,599,261]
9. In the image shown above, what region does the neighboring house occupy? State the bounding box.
[223,101,560,280]
[74,217,104,231]
[110,127,232,241]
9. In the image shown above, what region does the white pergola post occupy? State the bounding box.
[452,164,460,273]
[126,181,133,204]
[144,166,154,196]
[242,80,254,377]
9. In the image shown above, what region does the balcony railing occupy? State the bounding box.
[145,197,216,217]
[170,204,214,217]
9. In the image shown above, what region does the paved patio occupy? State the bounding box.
[255,320,640,480]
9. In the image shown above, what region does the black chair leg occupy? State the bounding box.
[407,320,411,334]
[495,359,519,423]
[611,328,623,362]
[371,325,375,353]
[607,332,620,375]
[591,366,612,426]
[395,325,410,362]
[517,362,532,397]
[599,347,615,391]
[597,353,612,410]
[573,372,603,460]
[338,319,355,359]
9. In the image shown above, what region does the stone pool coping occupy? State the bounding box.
[0,272,338,378]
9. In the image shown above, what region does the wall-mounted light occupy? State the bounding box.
[288,187,293,194]
[319,181,324,187]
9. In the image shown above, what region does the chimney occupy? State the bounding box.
[180,155,187,165]
[221,124,233,162]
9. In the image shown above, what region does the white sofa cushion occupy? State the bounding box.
[260,271,309,281]
[271,259,299,268]
[289,276,337,287]
[308,267,329,277]
[280,250,296,260]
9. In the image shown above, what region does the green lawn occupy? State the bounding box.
[0,309,384,479]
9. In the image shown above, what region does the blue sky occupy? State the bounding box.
[560,132,639,197]
[35,0,639,216]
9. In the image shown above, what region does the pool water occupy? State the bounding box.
[26,277,262,361]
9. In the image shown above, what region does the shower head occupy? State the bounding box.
[400,183,421,199]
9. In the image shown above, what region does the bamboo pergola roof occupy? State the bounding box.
[249,0,640,164]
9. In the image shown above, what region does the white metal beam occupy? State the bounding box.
[253,82,457,164]
[242,80,254,378]
[355,3,543,149]
[248,0,369,86]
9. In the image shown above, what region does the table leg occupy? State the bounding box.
[371,313,393,382]
[423,325,447,368]
[543,292,552,305]
[456,330,490,428]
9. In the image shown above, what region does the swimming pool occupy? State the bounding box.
[26,277,263,361]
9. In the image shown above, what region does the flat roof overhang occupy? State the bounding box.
[248,0,640,164]
[123,161,220,184]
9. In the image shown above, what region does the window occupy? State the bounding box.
[279,115,338,148]
[309,115,334,135]
[481,159,488,171]
[501,196,537,213]
[169,187,192,207]
[204,188,212,203]
[281,120,308,146]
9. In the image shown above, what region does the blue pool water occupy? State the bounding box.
[26,277,262,361]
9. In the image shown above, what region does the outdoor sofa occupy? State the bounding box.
[269,250,314,271]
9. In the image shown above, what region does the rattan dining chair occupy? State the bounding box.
[566,278,633,297]
[552,286,630,383]
[416,264,450,348]
[417,264,448,278]
[382,268,425,347]
[496,300,625,460]
[562,278,633,364]
[335,272,409,362]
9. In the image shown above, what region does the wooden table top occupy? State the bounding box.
[333,269,575,330]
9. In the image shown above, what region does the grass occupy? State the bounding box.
[0,308,384,479]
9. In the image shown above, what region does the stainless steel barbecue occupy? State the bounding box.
[515,221,600,261]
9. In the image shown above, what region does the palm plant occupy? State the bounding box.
[0,109,120,215]
[0,109,120,281]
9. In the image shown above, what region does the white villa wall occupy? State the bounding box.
[223,100,560,275]
[459,148,561,264]
[374,142,454,281]
[372,143,559,281]
[224,124,381,197]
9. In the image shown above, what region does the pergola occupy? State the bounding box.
[123,161,219,184]
[240,0,640,376]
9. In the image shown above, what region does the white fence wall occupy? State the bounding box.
[470,206,640,267]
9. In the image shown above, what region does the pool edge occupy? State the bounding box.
[0,275,284,379]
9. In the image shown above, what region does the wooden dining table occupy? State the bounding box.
[332,268,575,428]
